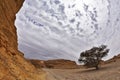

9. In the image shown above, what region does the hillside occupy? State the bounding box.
[30,59,82,69]
[30,54,120,69]
[0,0,46,80]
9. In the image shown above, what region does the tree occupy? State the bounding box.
[78,45,109,70]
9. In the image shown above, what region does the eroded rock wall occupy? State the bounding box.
[0,0,45,80]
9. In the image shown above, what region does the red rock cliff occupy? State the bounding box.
[0,0,46,80]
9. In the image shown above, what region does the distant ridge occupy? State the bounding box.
[29,54,120,69]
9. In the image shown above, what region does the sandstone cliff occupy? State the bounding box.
[0,0,46,80]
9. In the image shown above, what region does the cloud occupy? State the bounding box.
[15,0,120,64]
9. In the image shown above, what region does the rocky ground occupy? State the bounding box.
[30,54,120,80]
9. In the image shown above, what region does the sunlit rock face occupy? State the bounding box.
[15,0,120,63]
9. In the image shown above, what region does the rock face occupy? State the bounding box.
[0,0,45,80]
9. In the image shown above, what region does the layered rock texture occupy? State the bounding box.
[0,0,45,80]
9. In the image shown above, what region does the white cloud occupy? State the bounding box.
[15,0,120,64]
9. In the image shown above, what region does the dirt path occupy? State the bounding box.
[43,59,120,80]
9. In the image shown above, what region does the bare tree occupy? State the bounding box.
[78,45,109,70]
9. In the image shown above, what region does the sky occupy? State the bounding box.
[15,0,120,64]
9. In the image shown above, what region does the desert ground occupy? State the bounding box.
[30,55,120,80]
[44,58,120,80]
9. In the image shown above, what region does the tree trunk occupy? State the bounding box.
[95,65,99,70]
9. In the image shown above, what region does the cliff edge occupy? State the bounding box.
[0,0,46,80]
